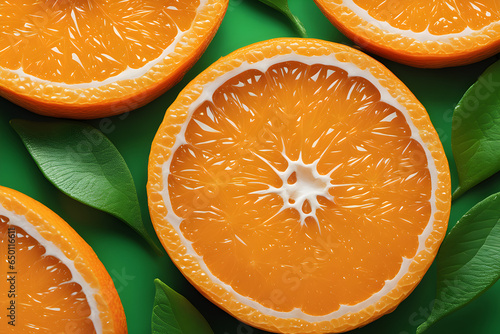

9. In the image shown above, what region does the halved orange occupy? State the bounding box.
[0,186,126,333]
[0,0,228,119]
[314,0,500,68]
[147,38,451,333]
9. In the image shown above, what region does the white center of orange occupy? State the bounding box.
[161,53,439,320]
[252,151,334,228]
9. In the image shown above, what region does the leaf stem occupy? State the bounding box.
[284,10,307,38]
[134,225,164,256]
[145,234,165,256]
[452,186,465,201]
[256,0,308,38]
[416,318,434,334]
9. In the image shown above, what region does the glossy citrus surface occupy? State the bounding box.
[0,186,126,333]
[315,0,500,68]
[0,0,228,118]
[148,38,451,333]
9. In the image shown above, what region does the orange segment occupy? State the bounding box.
[314,0,500,67]
[169,61,432,315]
[0,0,228,118]
[148,39,451,333]
[0,0,198,84]
[354,0,500,34]
[0,186,126,333]
[1,224,95,332]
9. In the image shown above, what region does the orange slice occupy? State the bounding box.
[314,0,500,68]
[0,186,126,333]
[0,0,228,119]
[147,38,451,333]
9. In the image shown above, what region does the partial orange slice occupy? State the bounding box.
[147,38,451,333]
[0,0,228,119]
[314,0,500,68]
[0,186,126,333]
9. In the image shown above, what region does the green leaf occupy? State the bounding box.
[417,192,500,333]
[10,119,163,255]
[256,0,307,38]
[452,60,500,200]
[152,279,213,334]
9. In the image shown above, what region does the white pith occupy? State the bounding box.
[159,52,438,321]
[251,150,336,229]
[0,204,102,333]
[342,0,498,42]
[0,0,208,89]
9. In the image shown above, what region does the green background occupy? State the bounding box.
[1,1,500,333]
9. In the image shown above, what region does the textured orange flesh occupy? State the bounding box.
[0,217,95,333]
[168,61,432,315]
[0,0,199,84]
[352,0,500,34]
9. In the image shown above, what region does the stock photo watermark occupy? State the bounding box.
[3,215,17,327]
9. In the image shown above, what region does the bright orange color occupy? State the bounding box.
[0,0,228,119]
[148,38,451,333]
[314,0,500,68]
[0,186,126,333]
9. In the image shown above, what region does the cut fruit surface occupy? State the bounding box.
[0,0,228,118]
[314,0,500,68]
[0,186,126,333]
[147,38,451,333]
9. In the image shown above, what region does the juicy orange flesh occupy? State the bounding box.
[0,0,199,84]
[0,218,95,333]
[168,61,432,315]
[353,0,500,34]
